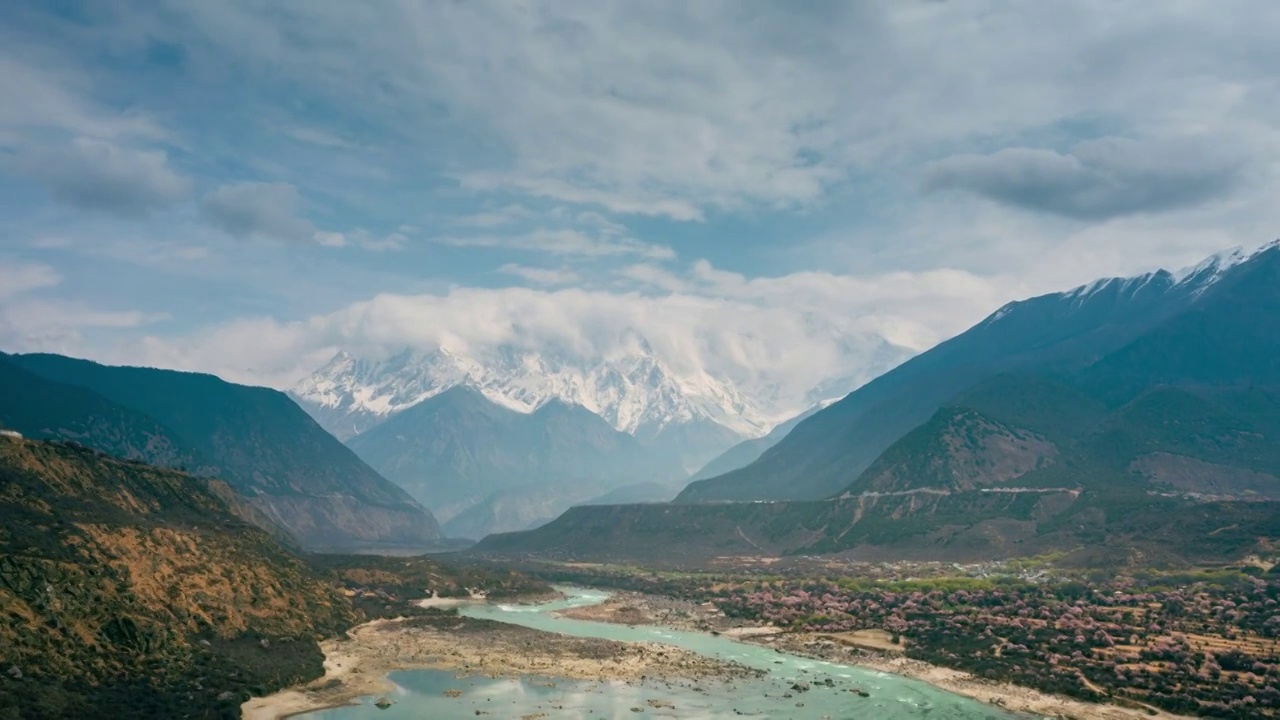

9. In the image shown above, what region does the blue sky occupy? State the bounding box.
[2,1,1279,389]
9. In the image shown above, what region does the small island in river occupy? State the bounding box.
[242,599,760,720]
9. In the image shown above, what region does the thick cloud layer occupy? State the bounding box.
[104,261,1008,396]
[1,1,1278,405]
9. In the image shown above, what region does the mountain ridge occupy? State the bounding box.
[4,352,442,550]
[293,345,764,437]
[677,241,1280,504]
[290,335,911,449]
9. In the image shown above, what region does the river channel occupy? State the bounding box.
[303,587,1025,719]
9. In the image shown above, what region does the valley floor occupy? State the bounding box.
[241,602,757,720]
[556,592,1193,720]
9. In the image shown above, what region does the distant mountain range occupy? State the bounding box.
[287,333,908,537]
[290,338,912,476]
[0,352,441,551]
[346,386,687,539]
[477,241,1280,564]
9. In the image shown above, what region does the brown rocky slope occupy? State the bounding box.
[0,436,361,718]
[0,438,548,720]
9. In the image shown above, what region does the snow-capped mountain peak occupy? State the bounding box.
[978,240,1280,331]
[294,345,761,440]
[291,337,914,444]
[1173,239,1279,289]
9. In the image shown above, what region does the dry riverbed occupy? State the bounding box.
[558,592,1192,720]
[241,607,758,720]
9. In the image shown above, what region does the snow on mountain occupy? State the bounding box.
[1172,238,1280,289]
[986,239,1280,325]
[297,242,1280,447]
[292,337,914,442]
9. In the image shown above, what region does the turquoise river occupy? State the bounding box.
[303,587,1030,719]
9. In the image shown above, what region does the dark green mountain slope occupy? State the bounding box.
[679,243,1280,503]
[1082,247,1280,399]
[5,352,440,550]
[348,387,684,538]
[0,355,199,472]
[838,381,1280,496]
[840,406,1061,495]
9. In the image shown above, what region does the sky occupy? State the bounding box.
[2,0,1279,391]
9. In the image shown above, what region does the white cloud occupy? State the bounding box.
[497,264,582,286]
[0,299,168,356]
[321,229,411,251]
[436,228,674,260]
[285,126,353,149]
[0,262,61,299]
[451,204,539,228]
[0,260,167,350]
[29,237,72,250]
[0,243,223,361]
[108,259,1023,417]
[6,1,1280,412]
[616,263,687,293]
[0,49,164,142]
[201,184,408,250]
[361,231,408,252]
[149,1,1280,223]
[460,175,706,222]
[313,231,347,248]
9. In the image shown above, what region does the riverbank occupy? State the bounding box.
[557,591,1192,720]
[241,606,758,720]
[753,632,1188,720]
